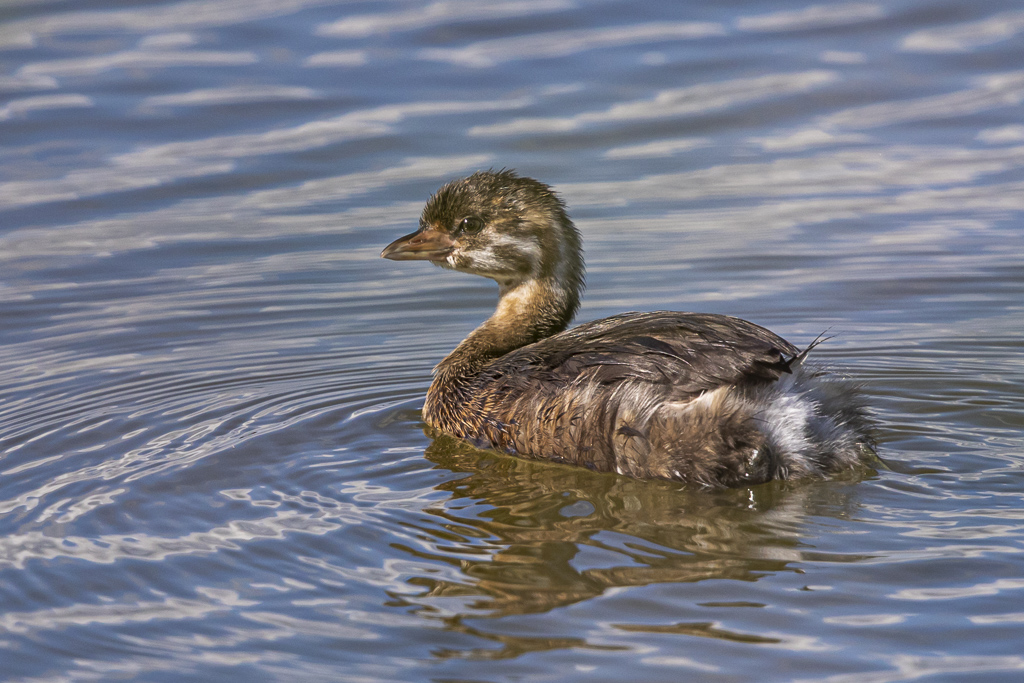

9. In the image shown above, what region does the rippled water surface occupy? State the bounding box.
[2,0,1023,680]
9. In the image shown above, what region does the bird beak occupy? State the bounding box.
[381,228,456,261]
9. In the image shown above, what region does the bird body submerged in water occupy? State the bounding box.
[382,170,874,487]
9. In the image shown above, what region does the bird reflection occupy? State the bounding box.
[387,432,871,636]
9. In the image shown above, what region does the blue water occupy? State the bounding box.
[1,1,1023,680]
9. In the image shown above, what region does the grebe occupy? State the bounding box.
[382,170,874,487]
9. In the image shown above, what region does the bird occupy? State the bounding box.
[382,170,874,488]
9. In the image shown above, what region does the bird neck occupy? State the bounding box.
[444,275,577,376]
[425,273,580,430]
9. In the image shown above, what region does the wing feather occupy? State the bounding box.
[480,311,798,399]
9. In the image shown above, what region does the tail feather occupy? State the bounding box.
[645,365,874,487]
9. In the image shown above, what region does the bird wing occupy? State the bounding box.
[480,311,800,401]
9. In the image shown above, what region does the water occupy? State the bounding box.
[1,0,1023,680]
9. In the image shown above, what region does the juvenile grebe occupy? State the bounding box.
[382,170,874,487]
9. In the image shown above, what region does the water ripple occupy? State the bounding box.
[470,71,837,135]
[1,0,1023,679]
[317,0,575,38]
[902,9,1024,53]
[736,3,885,33]
[419,21,726,68]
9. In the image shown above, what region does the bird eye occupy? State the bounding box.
[459,216,484,234]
